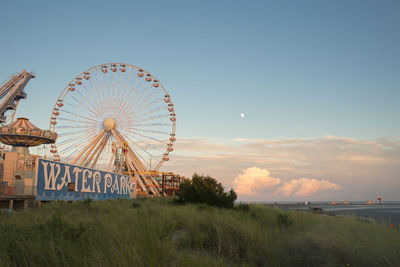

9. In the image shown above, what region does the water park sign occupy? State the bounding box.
[36,159,134,201]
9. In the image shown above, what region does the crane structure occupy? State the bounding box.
[0,70,35,124]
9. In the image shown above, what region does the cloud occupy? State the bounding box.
[276,178,342,196]
[232,167,341,199]
[233,167,280,196]
[166,135,400,200]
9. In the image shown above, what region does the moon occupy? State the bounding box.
[240,113,245,118]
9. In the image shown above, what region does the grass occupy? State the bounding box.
[0,198,399,266]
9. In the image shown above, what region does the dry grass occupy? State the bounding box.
[0,199,399,266]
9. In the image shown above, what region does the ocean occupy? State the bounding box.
[251,201,400,225]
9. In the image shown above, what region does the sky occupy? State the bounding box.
[1,0,399,201]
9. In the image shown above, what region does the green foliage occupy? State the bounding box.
[131,201,142,208]
[45,214,86,240]
[0,200,399,266]
[177,173,237,208]
[276,212,293,228]
[83,198,93,205]
[236,203,251,212]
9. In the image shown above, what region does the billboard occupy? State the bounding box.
[36,159,134,201]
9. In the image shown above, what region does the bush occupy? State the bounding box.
[276,212,292,228]
[177,173,237,208]
[236,203,251,212]
[131,202,141,208]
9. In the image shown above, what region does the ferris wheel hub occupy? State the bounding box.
[103,118,116,130]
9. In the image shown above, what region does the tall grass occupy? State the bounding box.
[0,199,399,266]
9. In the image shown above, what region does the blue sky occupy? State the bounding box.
[1,0,399,200]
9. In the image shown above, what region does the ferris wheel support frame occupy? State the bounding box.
[112,129,163,196]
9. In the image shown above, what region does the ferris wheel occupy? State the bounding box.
[49,63,176,173]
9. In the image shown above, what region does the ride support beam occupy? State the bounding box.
[86,134,109,168]
[71,129,105,165]
[110,129,160,196]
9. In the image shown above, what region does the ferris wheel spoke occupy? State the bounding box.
[124,126,170,135]
[111,73,123,114]
[116,99,134,120]
[58,129,98,139]
[59,141,87,155]
[130,146,153,169]
[64,102,77,109]
[110,71,118,112]
[58,129,100,148]
[103,71,113,113]
[86,73,103,102]
[130,142,160,163]
[123,129,167,144]
[132,84,153,108]
[55,125,97,130]
[132,122,171,127]
[57,130,99,146]
[117,92,138,119]
[58,130,88,137]
[74,88,102,114]
[132,79,146,96]
[55,124,97,130]
[131,114,170,123]
[57,117,100,126]
[134,105,167,119]
[124,134,165,157]
[114,71,126,113]
[131,97,163,116]
[80,80,103,112]
[59,109,101,124]
[131,88,156,110]
[119,70,135,105]
[69,94,104,119]
[117,78,147,116]
[92,71,108,106]
[119,74,139,114]
[58,138,99,156]
[131,96,162,117]
[121,131,167,151]
[130,81,148,105]
[74,89,106,119]
[108,72,117,113]
[92,72,109,114]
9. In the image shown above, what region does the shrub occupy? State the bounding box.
[83,198,93,205]
[277,212,292,228]
[131,202,142,208]
[236,203,251,212]
[177,173,237,208]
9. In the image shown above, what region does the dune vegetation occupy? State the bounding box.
[0,198,399,267]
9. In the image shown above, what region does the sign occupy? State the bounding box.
[36,159,134,201]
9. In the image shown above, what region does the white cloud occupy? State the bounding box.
[233,167,280,196]
[276,178,341,196]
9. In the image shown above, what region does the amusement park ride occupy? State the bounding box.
[0,63,184,208]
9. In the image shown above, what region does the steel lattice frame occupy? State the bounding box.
[49,63,176,176]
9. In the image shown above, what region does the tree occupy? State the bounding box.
[177,173,237,208]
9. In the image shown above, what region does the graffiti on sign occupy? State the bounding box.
[36,159,134,200]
